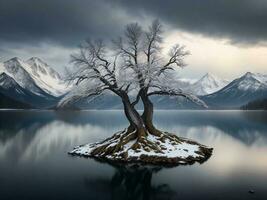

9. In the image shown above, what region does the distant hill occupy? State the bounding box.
[241,98,267,110]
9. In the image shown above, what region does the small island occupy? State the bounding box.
[69,129,212,165]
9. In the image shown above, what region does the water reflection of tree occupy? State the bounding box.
[84,165,176,200]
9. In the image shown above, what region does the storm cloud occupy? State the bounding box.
[0,0,267,47]
[0,0,267,76]
[0,0,131,46]
[114,0,267,45]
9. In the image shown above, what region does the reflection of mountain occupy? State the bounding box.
[1,111,267,143]
[0,111,55,135]
[1,111,267,200]
[0,111,127,162]
[154,111,267,146]
[0,110,127,134]
[0,111,267,162]
[0,109,267,199]
[84,165,176,200]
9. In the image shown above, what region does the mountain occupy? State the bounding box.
[0,57,69,97]
[0,72,57,108]
[202,72,267,108]
[26,57,69,96]
[1,57,266,111]
[1,57,47,96]
[186,73,229,95]
[69,72,267,110]
[0,73,33,109]
[0,57,68,108]
[73,94,123,110]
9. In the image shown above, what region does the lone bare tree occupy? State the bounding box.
[59,20,212,165]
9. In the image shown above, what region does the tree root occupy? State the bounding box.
[69,128,213,166]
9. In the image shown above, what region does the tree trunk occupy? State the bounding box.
[141,91,162,136]
[70,90,213,165]
[121,93,146,139]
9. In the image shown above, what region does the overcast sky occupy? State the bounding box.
[0,0,267,79]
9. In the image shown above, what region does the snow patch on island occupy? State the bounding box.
[69,130,212,165]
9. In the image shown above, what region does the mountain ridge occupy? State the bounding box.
[0,57,66,108]
[202,72,267,108]
[1,56,267,110]
[0,72,57,108]
[1,57,69,97]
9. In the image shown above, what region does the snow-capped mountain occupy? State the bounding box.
[216,72,267,94]
[1,57,46,96]
[26,57,69,96]
[236,72,267,91]
[187,73,229,95]
[202,72,267,108]
[0,72,57,108]
[1,59,267,110]
[0,57,69,97]
[0,57,72,108]
[63,72,267,110]
[0,72,26,95]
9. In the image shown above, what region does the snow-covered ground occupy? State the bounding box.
[69,129,210,164]
[126,134,201,159]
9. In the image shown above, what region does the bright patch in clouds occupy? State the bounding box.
[163,30,267,79]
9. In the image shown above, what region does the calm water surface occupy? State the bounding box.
[0,110,267,200]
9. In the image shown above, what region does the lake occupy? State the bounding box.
[0,110,267,200]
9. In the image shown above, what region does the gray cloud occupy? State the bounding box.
[0,0,267,48]
[1,0,267,75]
[0,0,131,47]
[112,0,267,45]
[0,0,135,67]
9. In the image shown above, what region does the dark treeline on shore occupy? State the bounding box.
[242,98,267,110]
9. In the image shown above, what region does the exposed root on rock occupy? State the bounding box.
[69,128,213,166]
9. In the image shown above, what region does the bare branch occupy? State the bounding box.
[158,44,190,76]
[144,19,162,63]
[113,23,146,89]
[64,20,195,111]
[148,88,208,108]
